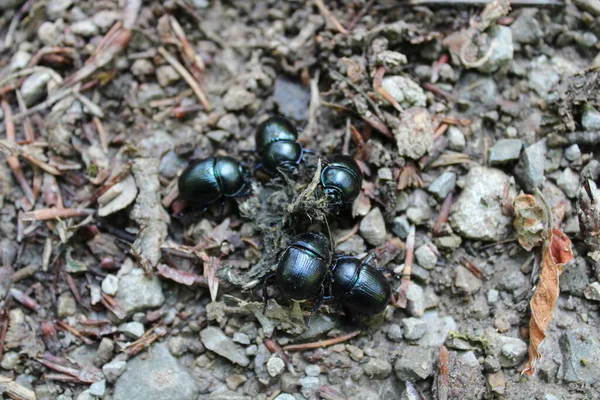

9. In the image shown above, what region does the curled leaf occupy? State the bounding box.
[513,193,545,251]
[523,228,574,376]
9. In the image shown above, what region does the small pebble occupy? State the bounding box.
[1,351,19,370]
[359,207,387,246]
[233,332,250,345]
[564,144,581,162]
[119,321,145,339]
[447,126,466,151]
[156,65,181,87]
[71,20,98,37]
[414,244,438,270]
[101,274,119,296]
[89,380,106,397]
[267,356,285,377]
[387,324,403,342]
[305,364,321,377]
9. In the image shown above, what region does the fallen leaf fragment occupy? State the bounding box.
[523,228,573,376]
[513,193,546,251]
[97,174,138,217]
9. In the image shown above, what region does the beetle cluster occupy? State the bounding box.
[177,116,363,213]
[269,232,391,322]
[177,115,388,324]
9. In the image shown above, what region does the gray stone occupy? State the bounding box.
[447,126,466,151]
[304,364,321,377]
[488,139,523,165]
[406,206,433,226]
[435,234,462,250]
[428,172,456,199]
[411,264,430,283]
[115,268,164,316]
[450,167,515,241]
[223,86,256,111]
[487,371,506,394]
[76,390,93,400]
[232,332,250,345]
[159,151,186,180]
[299,376,320,398]
[274,395,295,400]
[375,50,408,72]
[273,77,310,121]
[499,269,526,293]
[392,216,411,239]
[460,351,480,368]
[47,0,72,19]
[119,321,145,339]
[1,351,19,370]
[57,292,77,318]
[394,347,434,381]
[556,168,580,198]
[363,358,392,379]
[10,50,31,72]
[297,314,335,340]
[418,311,457,347]
[200,327,250,367]
[71,20,98,37]
[132,59,154,76]
[138,84,165,105]
[114,343,197,400]
[101,274,119,296]
[267,356,285,377]
[584,282,600,301]
[89,380,106,397]
[561,257,589,297]
[93,10,121,31]
[387,324,403,342]
[95,338,114,366]
[582,104,600,131]
[402,317,427,340]
[514,140,547,191]
[500,338,527,367]
[206,130,230,143]
[564,144,581,162]
[476,26,514,74]
[38,22,60,45]
[560,327,600,384]
[102,360,127,383]
[381,76,426,109]
[359,207,387,246]
[406,283,425,317]
[487,289,499,304]
[21,71,52,107]
[156,66,181,87]
[510,9,542,44]
[414,244,437,270]
[393,108,434,160]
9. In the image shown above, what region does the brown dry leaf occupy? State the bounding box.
[197,251,220,302]
[156,264,200,286]
[523,228,573,376]
[513,193,546,251]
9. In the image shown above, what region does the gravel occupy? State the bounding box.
[556,168,580,198]
[71,20,98,37]
[21,71,52,106]
[119,321,145,339]
[394,347,434,381]
[89,380,106,397]
[455,265,482,294]
[381,76,427,109]
[406,282,425,317]
[476,26,514,73]
[9,50,31,71]
[267,356,285,377]
[427,171,456,199]
[450,167,516,241]
[115,268,164,316]
[514,140,547,191]
[446,126,466,151]
[402,317,427,340]
[101,274,119,295]
[581,104,600,130]
[387,324,403,342]
[363,358,392,379]
[114,343,197,400]
[223,85,256,111]
[273,77,311,121]
[359,207,387,246]
[510,9,543,44]
[584,282,600,301]
[102,360,127,383]
[414,244,438,270]
[488,139,523,165]
[200,326,250,367]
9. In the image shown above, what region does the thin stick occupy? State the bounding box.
[433,192,453,236]
[346,0,376,32]
[0,139,62,175]
[158,47,211,111]
[437,346,449,400]
[92,117,109,154]
[394,225,415,308]
[406,0,564,6]
[314,0,348,34]
[373,66,404,113]
[0,374,37,400]
[342,118,352,155]
[283,330,361,351]
[15,90,35,143]
[21,208,95,221]
[334,223,360,245]
[1,100,35,205]
[433,123,449,141]
[12,87,76,121]
[56,321,94,345]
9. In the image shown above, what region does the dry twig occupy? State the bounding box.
[283,330,361,351]
[314,0,348,34]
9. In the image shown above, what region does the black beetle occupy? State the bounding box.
[178,156,251,206]
[320,155,362,209]
[275,232,332,301]
[255,116,305,173]
[330,254,391,316]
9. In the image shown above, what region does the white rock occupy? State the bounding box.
[101,274,119,296]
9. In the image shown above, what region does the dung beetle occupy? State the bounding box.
[178,156,251,206]
[320,155,362,210]
[330,254,391,316]
[275,232,331,301]
[255,116,305,173]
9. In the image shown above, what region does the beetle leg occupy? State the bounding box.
[307,286,327,327]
